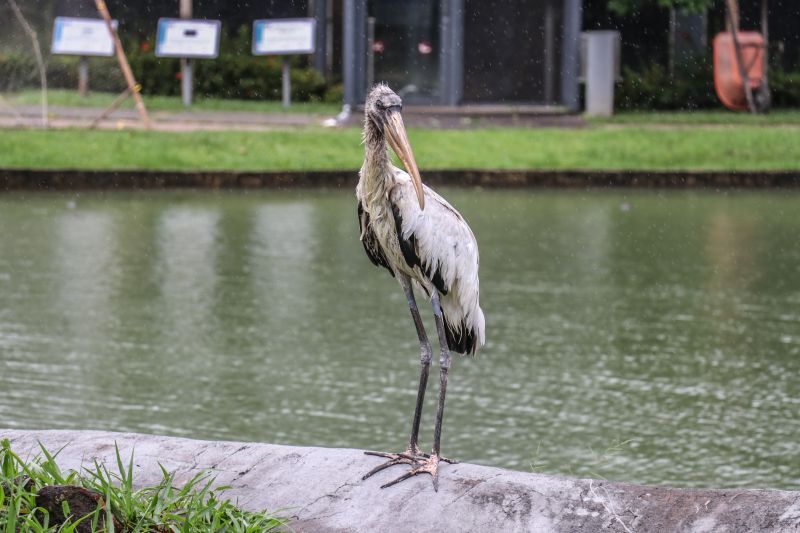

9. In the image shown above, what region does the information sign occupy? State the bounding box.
[155,18,221,58]
[51,17,116,57]
[252,18,316,56]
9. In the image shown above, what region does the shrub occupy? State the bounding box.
[615,55,718,110]
[616,52,800,111]
[770,69,800,107]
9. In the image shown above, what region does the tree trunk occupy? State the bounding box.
[7,0,48,127]
[756,0,771,112]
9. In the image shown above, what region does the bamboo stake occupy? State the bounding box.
[89,86,133,129]
[94,0,151,128]
[7,0,47,128]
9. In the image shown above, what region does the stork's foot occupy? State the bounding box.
[362,447,426,480]
[379,454,450,492]
[363,450,457,492]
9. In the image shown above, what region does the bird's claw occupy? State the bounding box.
[362,447,425,480]
[380,454,443,491]
[363,450,455,491]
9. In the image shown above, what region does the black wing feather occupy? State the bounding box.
[390,202,449,295]
[358,201,394,277]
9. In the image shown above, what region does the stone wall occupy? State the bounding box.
[1,169,799,191]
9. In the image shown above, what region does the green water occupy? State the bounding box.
[1,189,799,489]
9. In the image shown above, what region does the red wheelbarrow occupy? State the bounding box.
[713,31,766,111]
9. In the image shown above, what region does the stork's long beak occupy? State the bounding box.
[385,110,425,210]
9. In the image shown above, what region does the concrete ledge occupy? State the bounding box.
[2,429,798,532]
[1,168,800,191]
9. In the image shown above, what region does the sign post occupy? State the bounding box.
[156,18,221,106]
[179,0,193,108]
[78,57,89,97]
[52,16,117,97]
[252,18,316,108]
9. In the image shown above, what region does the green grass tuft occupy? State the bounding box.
[0,439,289,533]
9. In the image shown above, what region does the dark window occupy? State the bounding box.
[463,0,562,103]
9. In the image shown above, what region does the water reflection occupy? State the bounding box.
[0,189,799,489]
[157,207,220,344]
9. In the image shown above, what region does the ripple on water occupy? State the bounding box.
[0,189,799,488]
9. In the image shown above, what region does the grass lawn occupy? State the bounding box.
[4,89,341,115]
[592,109,800,126]
[1,125,798,171]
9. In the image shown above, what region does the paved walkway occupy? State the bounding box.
[0,103,586,131]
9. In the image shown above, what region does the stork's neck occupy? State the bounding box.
[358,116,392,206]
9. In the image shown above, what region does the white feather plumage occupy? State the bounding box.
[357,164,486,355]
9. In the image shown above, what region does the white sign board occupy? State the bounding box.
[155,18,221,58]
[51,17,117,57]
[252,18,316,55]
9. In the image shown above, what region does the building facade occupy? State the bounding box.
[45,0,582,108]
[333,0,582,109]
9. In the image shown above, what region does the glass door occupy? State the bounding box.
[368,0,441,103]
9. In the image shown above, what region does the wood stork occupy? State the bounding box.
[357,84,485,491]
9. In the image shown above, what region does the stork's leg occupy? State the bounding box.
[376,292,456,492]
[363,274,433,480]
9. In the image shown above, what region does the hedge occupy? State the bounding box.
[0,25,338,103]
[616,55,800,110]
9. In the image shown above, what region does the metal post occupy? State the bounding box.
[313,0,327,76]
[343,0,356,106]
[180,0,192,107]
[544,5,555,104]
[282,57,291,108]
[560,0,582,112]
[182,59,193,106]
[78,56,89,97]
[669,8,676,78]
[366,17,375,90]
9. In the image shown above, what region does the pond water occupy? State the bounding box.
[1,188,799,489]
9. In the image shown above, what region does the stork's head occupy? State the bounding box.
[365,84,424,210]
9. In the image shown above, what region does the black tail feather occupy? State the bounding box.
[443,313,478,356]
